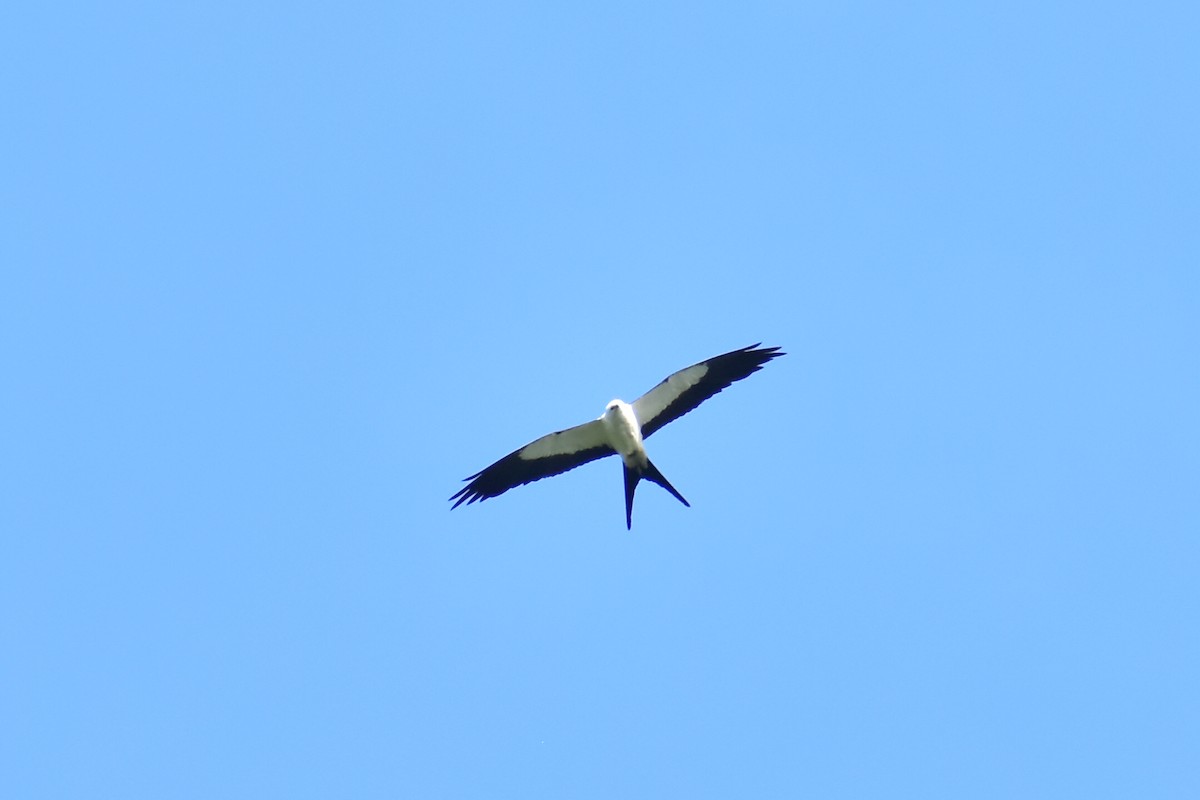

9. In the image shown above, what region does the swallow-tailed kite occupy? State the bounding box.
[450,343,785,528]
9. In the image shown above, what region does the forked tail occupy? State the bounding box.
[623,458,690,529]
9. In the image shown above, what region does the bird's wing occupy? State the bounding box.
[450,419,616,508]
[633,344,785,439]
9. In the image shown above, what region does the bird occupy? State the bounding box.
[450,343,785,528]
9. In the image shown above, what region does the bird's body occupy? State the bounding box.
[602,400,645,466]
[450,344,784,528]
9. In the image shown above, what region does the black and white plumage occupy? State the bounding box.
[450,343,785,528]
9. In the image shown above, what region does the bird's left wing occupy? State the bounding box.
[633,343,784,439]
[450,419,615,508]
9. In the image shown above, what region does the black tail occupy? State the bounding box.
[623,459,690,529]
[623,464,639,530]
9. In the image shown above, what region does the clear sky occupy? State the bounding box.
[3,2,1197,798]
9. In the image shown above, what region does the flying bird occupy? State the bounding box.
[450,343,785,528]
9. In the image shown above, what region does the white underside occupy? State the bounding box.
[632,362,709,430]
[602,400,646,467]
[517,418,609,460]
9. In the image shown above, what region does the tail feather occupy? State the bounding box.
[622,458,690,529]
[644,459,690,508]
[623,464,639,530]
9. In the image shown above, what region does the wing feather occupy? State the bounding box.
[450,419,615,508]
[633,344,784,438]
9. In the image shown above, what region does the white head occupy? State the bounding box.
[604,399,629,420]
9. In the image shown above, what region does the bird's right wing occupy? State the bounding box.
[450,419,616,508]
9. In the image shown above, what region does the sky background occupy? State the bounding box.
[3,2,1198,797]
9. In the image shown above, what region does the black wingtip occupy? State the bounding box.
[747,343,785,357]
[449,471,485,508]
[744,344,786,371]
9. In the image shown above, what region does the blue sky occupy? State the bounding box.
[3,2,1197,797]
